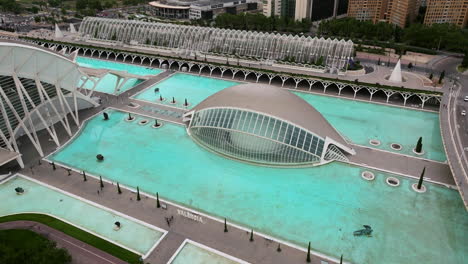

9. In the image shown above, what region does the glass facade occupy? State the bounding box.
[189,108,326,165]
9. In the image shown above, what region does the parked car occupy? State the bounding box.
[462,110,466,116]
[464,95,468,102]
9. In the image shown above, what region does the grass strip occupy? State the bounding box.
[0,213,141,264]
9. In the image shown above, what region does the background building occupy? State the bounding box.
[263,0,348,21]
[262,0,282,17]
[347,0,419,27]
[424,0,468,27]
[148,0,259,20]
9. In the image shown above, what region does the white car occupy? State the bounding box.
[462,110,467,116]
[464,96,468,102]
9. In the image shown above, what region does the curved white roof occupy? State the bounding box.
[192,83,349,147]
[0,39,81,91]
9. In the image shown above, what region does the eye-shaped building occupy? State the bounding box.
[183,84,355,166]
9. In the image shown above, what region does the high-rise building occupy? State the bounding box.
[347,0,419,27]
[263,0,282,17]
[386,0,419,27]
[424,0,468,27]
[310,0,348,21]
[263,0,348,21]
[347,0,387,23]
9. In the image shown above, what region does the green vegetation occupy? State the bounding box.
[117,182,122,194]
[439,70,445,84]
[136,186,141,201]
[224,218,228,233]
[214,13,311,34]
[355,44,386,55]
[0,229,71,264]
[319,18,468,53]
[417,167,426,190]
[156,192,160,208]
[415,137,423,153]
[0,214,140,263]
[459,51,468,72]
[249,229,254,242]
[306,241,311,262]
[0,0,23,14]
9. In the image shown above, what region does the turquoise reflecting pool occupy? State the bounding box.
[76,57,162,95]
[171,242,242,264]
[293,92,446,162]
[134,72,445,161]
[49,110,468,264]
[0,176,163,255]
[133,73,239,109]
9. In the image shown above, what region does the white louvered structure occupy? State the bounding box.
[78,17,354,69]
[0,40,96,168]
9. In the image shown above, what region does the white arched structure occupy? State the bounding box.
[0,40,96,168]
[78,17,354,69]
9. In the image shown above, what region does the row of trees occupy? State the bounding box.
[0,229,71,264]
[319,18,468,53]
[0,0,22,14]
[213,13,312,34]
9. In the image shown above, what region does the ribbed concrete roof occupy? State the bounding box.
[192,83,349,146]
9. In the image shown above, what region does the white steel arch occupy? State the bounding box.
[79,17,354,69]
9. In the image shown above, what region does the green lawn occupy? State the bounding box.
[457,65,468,73]
[0,213,141,264]
[0,229,71,264]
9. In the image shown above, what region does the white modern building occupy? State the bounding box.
[184,83,355,166]
[0,40,97,168]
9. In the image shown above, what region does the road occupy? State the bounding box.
[435,56,468,208]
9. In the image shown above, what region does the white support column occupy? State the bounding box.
[209,66,216,76]
[322,81,331,93]
[15,76,60,146]
[337,83,346,95]
[294,78,302,89]
[417,94,431,109]
[36,80,72,136]
[0,114,24,168]
[383,90,396,103]
[307,80,317,91]
[54,83,72,136]
[255,73,263,83]
[400,92,413,106]
[0,86,44,157]
[368,88,378,101]
[268,74,275,85]
[220,68,227,78]
[55,83,80,127]
[231,69,239,79]
[12,75,44,153]
[352,86,362,99]
[242,71,251,81]
[280,76,289,87]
